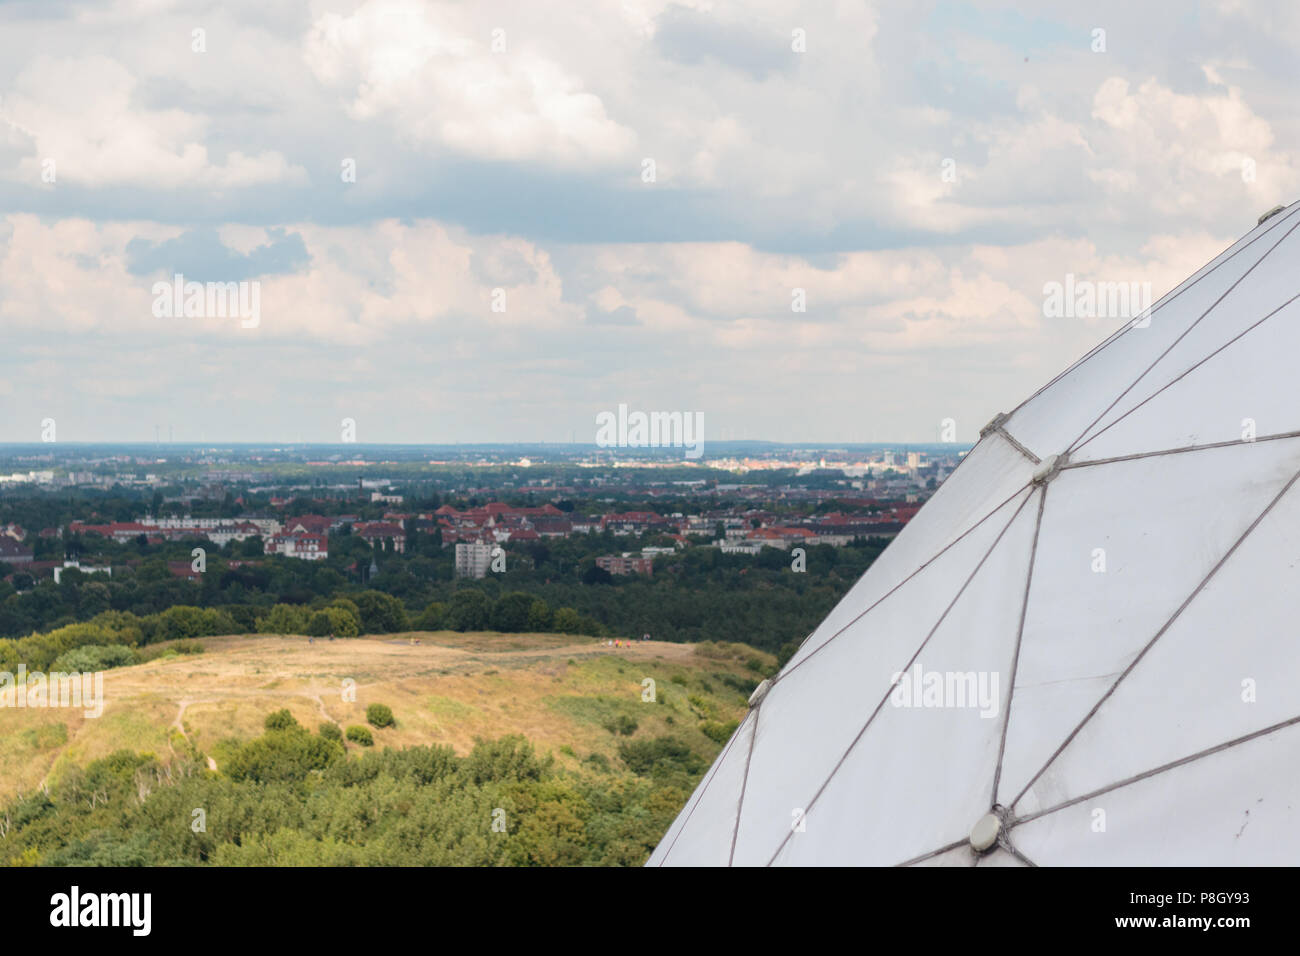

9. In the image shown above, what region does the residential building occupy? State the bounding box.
[355,521,406,553]
[0,537,34,565]
[53,559,112,583]
[455,541,495,579]
[266,531,329,560]
[596,553,654,576]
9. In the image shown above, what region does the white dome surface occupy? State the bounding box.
[650,203,1300,866]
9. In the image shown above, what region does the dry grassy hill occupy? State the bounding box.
[0,631,773,801]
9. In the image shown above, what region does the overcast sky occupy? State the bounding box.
[0,0,1297,445]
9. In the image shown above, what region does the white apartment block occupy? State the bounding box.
[455,541,495,579]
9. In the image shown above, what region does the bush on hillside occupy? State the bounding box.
[50,644,138,673]
[700,719,739,744]
[264,709,299,732]
[345,725,374,747]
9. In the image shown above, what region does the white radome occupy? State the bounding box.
[649,203,1300,866]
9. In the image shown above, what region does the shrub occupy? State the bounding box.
[264,709,298,732]
[776,641,800,669]
[319,723,342,741]
[366,703,395,728]
[224,725,343,782]
[712,671,759,697]
[602,714,638,736]
[257,604,309,635]
[136,640,203,664]
[306,607,359,638]
[617,736,705,777]
[345,725,374,747]
[50,644,138,673]
[463,735,548,784]
[700,719,739,744]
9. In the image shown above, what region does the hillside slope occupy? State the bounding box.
[0,631,770,805]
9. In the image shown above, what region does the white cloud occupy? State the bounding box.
[303,0,636,166]
[0,56,305,188]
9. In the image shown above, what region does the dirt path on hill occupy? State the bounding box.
[171,698,220,769]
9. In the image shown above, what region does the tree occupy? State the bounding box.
[414,601,446,630]
[526,599,552,632]
[582,564,613,585]
[490,592,535,632]
[352,591,408,634]
[153,606,235,642]
[257,604,309,635]
[551,607,581,634]
[306,607,359,638]
[327,598,363,632]
[264,709,298,732]
[446,590,491,631]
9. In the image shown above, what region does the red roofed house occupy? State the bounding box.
[266,531,328,560]
[354,521,406,553]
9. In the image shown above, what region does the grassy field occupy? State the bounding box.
[0,631,773,803]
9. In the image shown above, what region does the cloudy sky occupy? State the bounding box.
[0,0,1296,445]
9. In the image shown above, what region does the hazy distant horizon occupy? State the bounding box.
[0,439,973,453]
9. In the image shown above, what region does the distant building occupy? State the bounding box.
[354,521,406,553]
[282,515,332,536]
[53,559,111,583]
[265,531,328,560]
[744,527,818,550]
[167,560,202,581]
[601,511,670,535]
[0,537,34,565]
[455,541,495,579]
[596,553,654,576]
